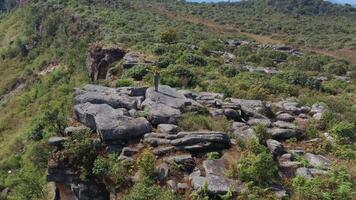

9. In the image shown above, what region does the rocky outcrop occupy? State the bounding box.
[190,158,245,195]
[74,102,151,142]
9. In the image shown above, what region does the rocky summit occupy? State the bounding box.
[46,83,337,199]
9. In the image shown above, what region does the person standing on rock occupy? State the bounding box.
[149,66,160,92]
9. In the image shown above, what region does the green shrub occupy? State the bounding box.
[323,62,347,76]
[93,154,133,188]
[329,122,356,143]
[160,29,178,44]
[206,152,220,160]
[123,178,177,200]
[292,167,354,200]
[116,78,134,87]
[235,151,278,186]
[178,114,231,132]
[178,53,207,66]
[161,65,196,88]
[253,124,269,144]
[137,149,156,178]
[155,56,175,68]
[63,130,98,180]
[127,65,149,81]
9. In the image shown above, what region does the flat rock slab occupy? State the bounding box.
[231,122,256,142]
[304,153,330,169]
[157,124,181,134]
[268,128,298,140]
[170,131,230,151]
[203,158,226,176]
[142,85,199,110]
[75,84,139,110]
[74,102,151,142]
[191,174,244,195]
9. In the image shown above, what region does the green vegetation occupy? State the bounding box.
[292,167,355,200]
[178,114,231,132]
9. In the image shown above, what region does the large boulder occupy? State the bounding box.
[74,103,151,142]
[268,128,298,140]
[266,139,285,156]
[75,84,139,110]
[142,85,200,111]
[228,98,272,118]
[230,122,256,142]
[142,86,201,125]
[304,153,330,169]
[191,175,244,195]
[146,104,181,125]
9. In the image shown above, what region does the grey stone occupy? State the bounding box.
[247,118,272,127]
[309,168,328,176]
[164,154,195,171]
[300,106,311,113]
[156,163,170,181]
[153,146,176,155]
[229,98,271,116]
[144,132,170,138]
[203,158,226,176]
[191,175,244,195]
[75,85,138,110]
[121,147,138,157]
[196,92,223,101]
[295,167,313,179]
[177,183,189,191]
[178,90,198,99]
[223,109,240,120]
[209,109,225,118]
[276,113,294,122]
[144,137,171,147]
[48,137,68,146]
[64,126,90,136]
[304,153,330,169]
[167,180,177,192]
[116,86,148,97]
[170,131,230,151]
[147,103,181,125]
[266,139,285,156]
[230,122,257,142]
[74,103,151,142]
[273,121,296,129]
[142,85,201,111]
[268,128,298,140]
[157,124,181,134]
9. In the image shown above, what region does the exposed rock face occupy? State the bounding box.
[75,84,140,110]
[170,131,230,151]
[157,124,181,134]
[142,85,202,125]
[190,158,245,195]
[86,45,126,81]
[230,122,256,142]
[304,153,330,169]
[74,102,151,142]
[266,139,285,156]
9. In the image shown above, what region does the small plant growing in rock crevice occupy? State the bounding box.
[137,149,156,179]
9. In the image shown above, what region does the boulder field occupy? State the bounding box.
[47,84,330,199]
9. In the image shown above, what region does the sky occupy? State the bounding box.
[187,0,356,5]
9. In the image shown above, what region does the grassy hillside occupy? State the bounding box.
[0,0,354,199]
